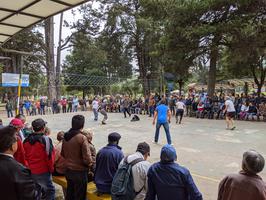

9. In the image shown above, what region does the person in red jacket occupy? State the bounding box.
[9,118,28,167]
[23,118,55,200]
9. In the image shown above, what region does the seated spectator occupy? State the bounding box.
[218,150,266,200]
[82,128,96,182]
[53,131,66,176]
[0,126,42,199]
[23,118,55,200]
[246,102,258,120]
[239,102,249,120]
[9,118,28,167]
[196,102,204,118]
[94,132,124,194]
[145,144,202,200]
[258,102,266,121]
[113,142,151,200]
[61,115,92,200]
[15,114,27,141]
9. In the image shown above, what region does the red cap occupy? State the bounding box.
[10,118,24,128]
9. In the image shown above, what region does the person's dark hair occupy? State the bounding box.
[242,150,265,174]
[0,126,17,153]
[160,99,166,105]
[72,115,85,130]
[15,114,26,120]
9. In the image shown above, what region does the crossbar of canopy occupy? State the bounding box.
[0,0,88,45]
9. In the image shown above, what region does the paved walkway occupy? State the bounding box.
[2,111,266,200]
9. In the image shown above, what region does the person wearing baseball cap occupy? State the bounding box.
[23,118,55,200]
[145,145,202,200]
[218,150,266,200]
[94,132,124,194]
[9,118,28,167]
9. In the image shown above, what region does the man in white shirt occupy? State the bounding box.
[224,96,236,130]
[92,97,99,121]
[176,98,186,124]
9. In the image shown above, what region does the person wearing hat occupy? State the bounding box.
[218,150,266,200]
[94,132,124,194]
[118,142,151,200]
[224,96,236,130]
[9,118,28,167]
[145,145,202,200]
[23,118,55,200]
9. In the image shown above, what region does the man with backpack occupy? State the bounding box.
[111,142,151,200]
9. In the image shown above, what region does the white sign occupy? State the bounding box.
[2,73,29,87]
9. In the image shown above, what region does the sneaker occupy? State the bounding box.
[102,121,106,125]
[152,141,158,144]
[231,126,236,130]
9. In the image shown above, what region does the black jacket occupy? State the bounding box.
[0,154,41,200]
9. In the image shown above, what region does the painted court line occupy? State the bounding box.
[191,172,220,183]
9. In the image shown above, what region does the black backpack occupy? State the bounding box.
[111,156,144,200]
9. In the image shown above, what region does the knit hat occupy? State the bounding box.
[136,142,150,155]
[160,144,177,162]
[242,150,265,174]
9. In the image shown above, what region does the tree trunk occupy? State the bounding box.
[56,13,63,99]
[45,17,57,101]
[207,44,219,97]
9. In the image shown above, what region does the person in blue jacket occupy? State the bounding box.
[145,144,202,200]
[94,132,124,194]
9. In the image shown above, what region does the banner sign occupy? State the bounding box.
[2,73,29,87]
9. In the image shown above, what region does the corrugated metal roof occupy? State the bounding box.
[0,0,88,44]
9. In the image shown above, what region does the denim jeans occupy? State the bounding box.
[155,122,172,144]
[31,172,55,200]
[7,110,13,118]
[93,108,98,120]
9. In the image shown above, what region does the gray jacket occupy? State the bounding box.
[120,152,151,200]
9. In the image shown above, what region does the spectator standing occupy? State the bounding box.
[23,118,55,200]
[94,132,124,194]
[6,100,13,118]
[152,99,172,145]
[61,115,92,200]
[67,97,73,112]
[72,96,79,112]
[24,100,31,116]
[218,150,266,200]
[145,144,202,200]
[0,126,42,200]
[61,98,67,113]
[54,131,66,176]
[40,99,46,115]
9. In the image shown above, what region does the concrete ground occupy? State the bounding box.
[2,111,266,200]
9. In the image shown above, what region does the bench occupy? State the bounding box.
[52,176,111,200]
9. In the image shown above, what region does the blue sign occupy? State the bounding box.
[2,73,29,87]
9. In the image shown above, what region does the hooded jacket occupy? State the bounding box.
[61,129,92,171]
[23,133,55,174]
[145,145,202,200]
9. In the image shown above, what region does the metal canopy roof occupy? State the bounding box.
[0,0,88,45]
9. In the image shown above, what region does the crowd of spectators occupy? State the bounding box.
[0,114,265,200]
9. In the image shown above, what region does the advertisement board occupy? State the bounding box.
[2,73,29,87]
